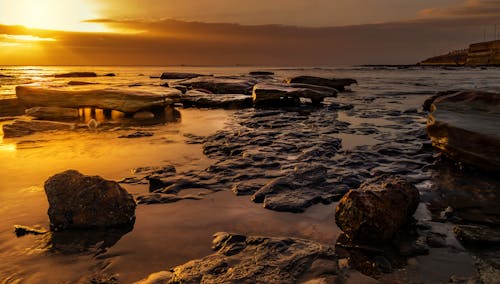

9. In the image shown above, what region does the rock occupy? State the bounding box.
[249,71,275,76]
[171,85,187,93]
[160,72,206,80]
[133,111,155,119]
[177,76,255,94]
[16,86,181,114]
[335,175,420,242]
[453,225,500,245]
[286,76,357,91]
[54,72,97,78]
[426,91,500,171]
[0,98,25,117]
[0,73,13,78]
[136,232,338,284]
[118,131,154,138]
[44,170,136,230]
[14,225,48,237]
[104,73,116,77]
[252,83,337,106]
[422,90,460,112]
[136,193,202,204]
[67,81,96,86]
[181,90,252,109]
[2,119,75,138]
[25,107,79,121]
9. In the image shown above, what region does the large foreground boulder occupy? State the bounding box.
[335,175,420,242]
[137,232,339,284]
[426,91,500,171]
[286,76,357,91]
[177,76,256,94]
[44,170,136,230]
[16,86,181,114]
[252,83,338,105]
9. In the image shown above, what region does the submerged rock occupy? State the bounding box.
[426,91,500,171]
[118,131,154,138]
[2,119,75,138]
[16,86,181,114]
[286,76,357,91]
[252,83,337,106]
[137,232,338,284]
[249,71,275,76]
[181,90,252,109]
[14,225,48,237]
[44,170,136,230]
[54,72,97,78]
[335,175,420,242]
[160,72,206,80]
[177,76,256,94]
[25,106,79,121]
[67,81,96,86]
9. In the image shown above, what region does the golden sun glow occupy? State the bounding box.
[0,0,108,32]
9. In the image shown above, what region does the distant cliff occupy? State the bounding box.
[419,40,500,66]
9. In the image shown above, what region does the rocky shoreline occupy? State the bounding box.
[1,69,499,283]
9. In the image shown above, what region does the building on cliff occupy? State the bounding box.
[419,40,500,66]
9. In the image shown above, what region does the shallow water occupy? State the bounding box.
[1,65,499,282]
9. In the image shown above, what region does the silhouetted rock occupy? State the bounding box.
[44,170,136,230]
[177,76,256,94]
[286,76,357,91]
[25,107,79,121]
[426,91,500,171]
[54,72,97,78]
[160,72,205,80]
[249,71,275,76]
[14,225,48,237]
[16,86,181,114]
[104,73,116,77]
[335,175,420,242]
[118,131,154,138]
[252,83,338,106]
[181,90,252,109]
[67,81,96,86]
[2,119,75,138]
[137,232,338,284]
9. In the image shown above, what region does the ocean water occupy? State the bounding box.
[0,65,499,283]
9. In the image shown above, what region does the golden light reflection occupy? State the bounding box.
[0,0,108,32]
[1,34,56,42]
[0,136,17,153]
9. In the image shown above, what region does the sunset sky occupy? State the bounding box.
[0,0,499,65]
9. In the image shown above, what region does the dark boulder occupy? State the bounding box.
[2,119,75,138]
[181,90,252,109]
[160,72,205,80]
[44,170,136,230]
[0,98,25,117]
[177,76,256,94]
[54,72,97,78]
[335,175,420,242]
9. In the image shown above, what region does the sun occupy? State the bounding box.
[0,0,108,32]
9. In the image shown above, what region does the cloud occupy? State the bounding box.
[418,0,500,18]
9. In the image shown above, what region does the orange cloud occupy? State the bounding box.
[418,0,500,18]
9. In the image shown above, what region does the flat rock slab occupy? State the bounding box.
[0,98,25,117]
[177,76,256,94]
[286,76,357,91]
[2,119,75,138]
[54,72,97,78]
[426,91,500,171]
[181,90,252,109]
[137,232,339,284]
[16,86,181,114]
[160,72,206,80]
[253,83,338,105]
[25,106,79,121]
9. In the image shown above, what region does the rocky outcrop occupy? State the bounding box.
[44,170,136,230]
[160,72,206,80]
[426,91,500,171]
[68,81,96,86]
[286,76,357,91]
[181,90,252,109]
[137,232,338,284]
[177,76,256,94]
[54,72,97,78]
[249,71,275,76]
[335,175,420,242]
[2,119,75,138]
[0,98,25,117]
[16,86,181,114]
[252,83,337,106]
[25,107,79,121]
